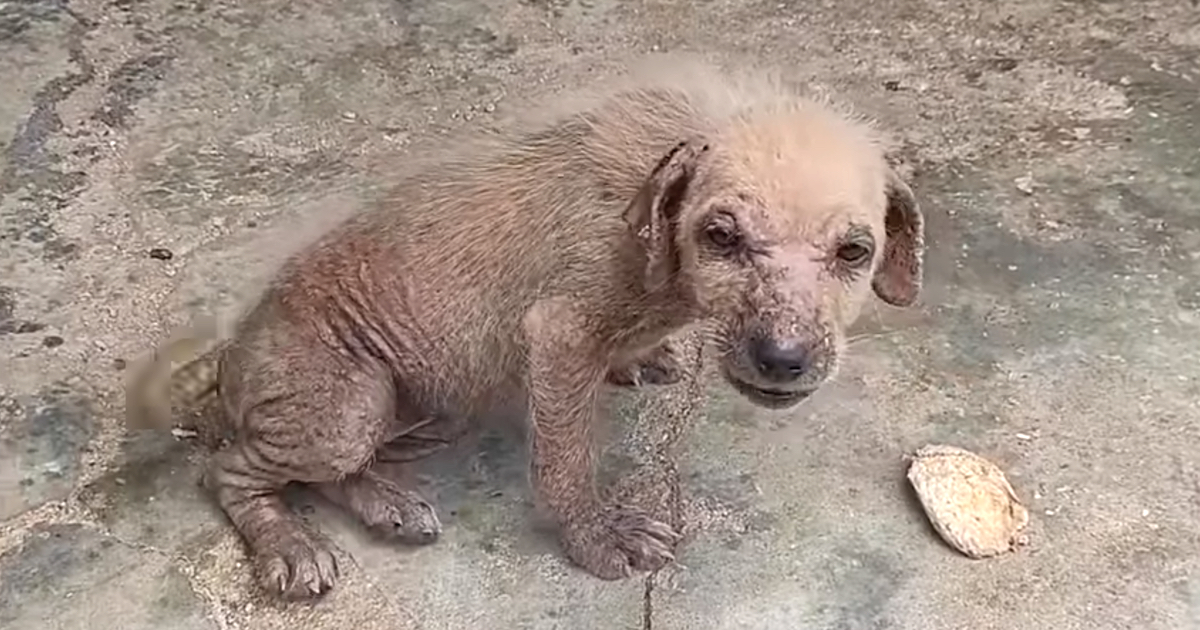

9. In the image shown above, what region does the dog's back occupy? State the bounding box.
[240,61,872,406]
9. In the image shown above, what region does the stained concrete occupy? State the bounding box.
[0,0,1198,628]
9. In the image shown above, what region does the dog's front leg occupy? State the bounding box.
[523,298,681,579]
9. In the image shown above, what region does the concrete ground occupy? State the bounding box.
[1,0,1198,628]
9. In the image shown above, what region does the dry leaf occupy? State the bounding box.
[907,444,1029,558]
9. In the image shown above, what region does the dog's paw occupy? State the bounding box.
[254,525,340,600]
[606,342,686,387]
[360,480,442,545]
[562,507,682,579]
[323,474,443,546]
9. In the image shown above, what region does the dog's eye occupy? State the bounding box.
[836,242,872,266]
[704,213,741,251]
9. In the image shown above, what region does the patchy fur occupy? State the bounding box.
[125,58,924,600]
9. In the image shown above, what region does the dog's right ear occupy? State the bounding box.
[623,139,710,290]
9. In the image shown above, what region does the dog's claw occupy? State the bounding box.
[253,527,339,600]
[562,506,680,580]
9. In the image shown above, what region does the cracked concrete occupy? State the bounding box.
[1,0,1199,628]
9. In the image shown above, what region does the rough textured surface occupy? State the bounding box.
[0,522,216,630]
[0,0,1198,628]
[907,444,1030,558]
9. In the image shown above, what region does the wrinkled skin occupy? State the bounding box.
[627,115,923,411]
[130,65,923,601]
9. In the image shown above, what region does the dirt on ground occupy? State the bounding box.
[1,0,1198,628]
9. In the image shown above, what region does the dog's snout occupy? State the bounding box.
[750,334,811,383]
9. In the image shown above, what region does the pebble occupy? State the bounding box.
[1014,174,1036,195]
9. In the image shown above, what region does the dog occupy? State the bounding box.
[126,60,924,600]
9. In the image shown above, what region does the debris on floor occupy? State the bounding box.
[906,444,1030,559]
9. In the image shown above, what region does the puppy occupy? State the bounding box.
[127,61,923,600]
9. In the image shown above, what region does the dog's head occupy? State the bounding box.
[624,106,923,409]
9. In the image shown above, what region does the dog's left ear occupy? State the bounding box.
[871,169,924,307]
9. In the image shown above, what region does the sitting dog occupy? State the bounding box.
[126,60,923,600]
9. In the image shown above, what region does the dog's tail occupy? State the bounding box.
[124,316,225,432]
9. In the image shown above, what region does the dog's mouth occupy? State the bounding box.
[721,367,813,410]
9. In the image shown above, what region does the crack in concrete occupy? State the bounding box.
[641,573,655,630]
[637,334,706,630]
[0,418,236,630]
[0,483,237,630]
[81,520,238,630]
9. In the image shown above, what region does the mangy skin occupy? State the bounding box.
[127,61,925,601]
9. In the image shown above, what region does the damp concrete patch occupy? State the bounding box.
[0,385,94,520]
[0,523,216,630]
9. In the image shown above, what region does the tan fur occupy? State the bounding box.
[125,317,223,431]
[125,58,924,601]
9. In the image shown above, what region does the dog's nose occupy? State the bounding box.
[750,335,810,383]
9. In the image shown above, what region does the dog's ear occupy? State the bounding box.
[624,139,710,289]
[871,169,924,307]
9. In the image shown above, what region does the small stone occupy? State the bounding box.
[42,335,64,348]
[170,427,198,440]
[1014,175,1035,195]
[907,444,1029,559]
[148,247,174,261]
[16,321,45,334]
[989,57,1019,72]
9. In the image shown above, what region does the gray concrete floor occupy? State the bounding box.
[1,0,1199,628]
